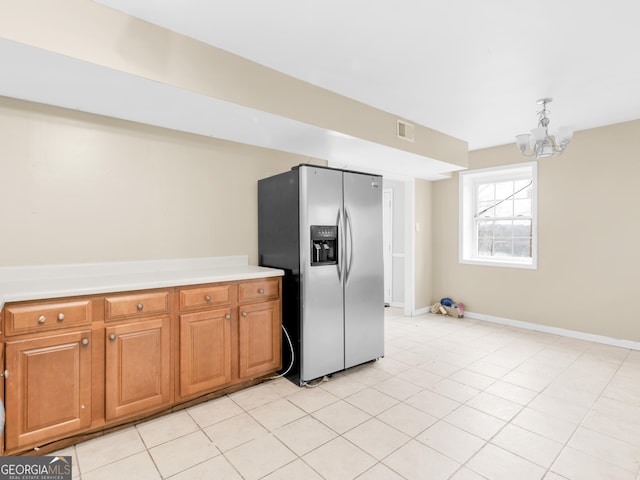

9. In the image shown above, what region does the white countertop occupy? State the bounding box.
[0,256,284,309]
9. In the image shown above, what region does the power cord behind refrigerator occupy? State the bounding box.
[270,324,295,380]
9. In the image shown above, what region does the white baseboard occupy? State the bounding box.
[413,305,432,316]
[465,310,640,352]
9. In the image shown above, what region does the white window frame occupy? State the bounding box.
[459,162,537,269]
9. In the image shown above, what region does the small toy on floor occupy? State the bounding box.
[431,297,465,318]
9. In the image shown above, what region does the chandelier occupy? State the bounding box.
[515,98,573,158]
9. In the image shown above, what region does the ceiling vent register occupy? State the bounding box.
[397,120,415,142]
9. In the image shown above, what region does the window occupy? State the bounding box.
[459,162,537,269]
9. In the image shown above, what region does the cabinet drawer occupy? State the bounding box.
[4,300,91,336]
[179,285,231,311]
[238,278,280,304]
[105,291,169,320]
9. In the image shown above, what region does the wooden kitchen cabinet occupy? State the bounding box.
[0,274,281,455]
[4,330,92,452]
[0,342,4,456]
[105,316,171,421]
[238,300,281,379]
[179,278,282,392]
[178,284,233,400]
[238,278,282,379]
[179,308,232,398]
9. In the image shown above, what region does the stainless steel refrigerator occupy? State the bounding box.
[258,164,384,386]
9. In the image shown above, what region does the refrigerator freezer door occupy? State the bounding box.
[299,166,345,382]
[343,172,385,369]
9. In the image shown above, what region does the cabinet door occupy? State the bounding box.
[105,317,170,421]
[238,301,282,379]
[179,308,231,398]
[4,331,92,451]
[0,342,3,456]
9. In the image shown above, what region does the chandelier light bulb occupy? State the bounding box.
[530,127,547,143]
[515,134,530,150]
[555,126,574,146]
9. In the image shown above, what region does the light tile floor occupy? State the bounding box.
[53,308,640,479]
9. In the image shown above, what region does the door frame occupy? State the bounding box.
[404,179,416,316]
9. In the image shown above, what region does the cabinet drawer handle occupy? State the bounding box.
[58,313,65,321]
[205,295,212,302]
[109,334,116,341]
[241,311,248,317]
[38,315,46,324]
[258,288,265,294]
[225,314,231,320]
[81,338,89,346]
[137,303,144,311]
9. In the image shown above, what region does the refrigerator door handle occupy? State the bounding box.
[345,207,355,284]
[336,208,344,284]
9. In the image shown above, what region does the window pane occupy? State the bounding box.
[514,180,532,198]
[494,220,513,238]
[494,200,513,217]
[493,240,512,256]
[514,199,531,217]
[477,184,494,201]
[478,238,493,256]
[476,219,535,259]
[513,220,532,238]
[495,182,513,200]
[477,221,493,238]
[513,238,532,257]
[477,201,495,218]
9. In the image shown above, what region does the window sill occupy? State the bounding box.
[459,257,537,270]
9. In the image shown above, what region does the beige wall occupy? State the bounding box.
[0,97,322,266]
[414,179,433,310]
[431,120,640,342]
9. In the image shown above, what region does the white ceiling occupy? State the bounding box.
[94,0,640,150]
[2,1,639,179]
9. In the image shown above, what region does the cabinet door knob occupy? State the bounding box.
[241,311,248,317]
[38,315,46,324]
[258,288,265,294]
[81,338,89,346]
[205,295,212,302]
[137,303,144,311]
[109,334,116,341]
[57,313,65,321]
[225,314,231,320]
